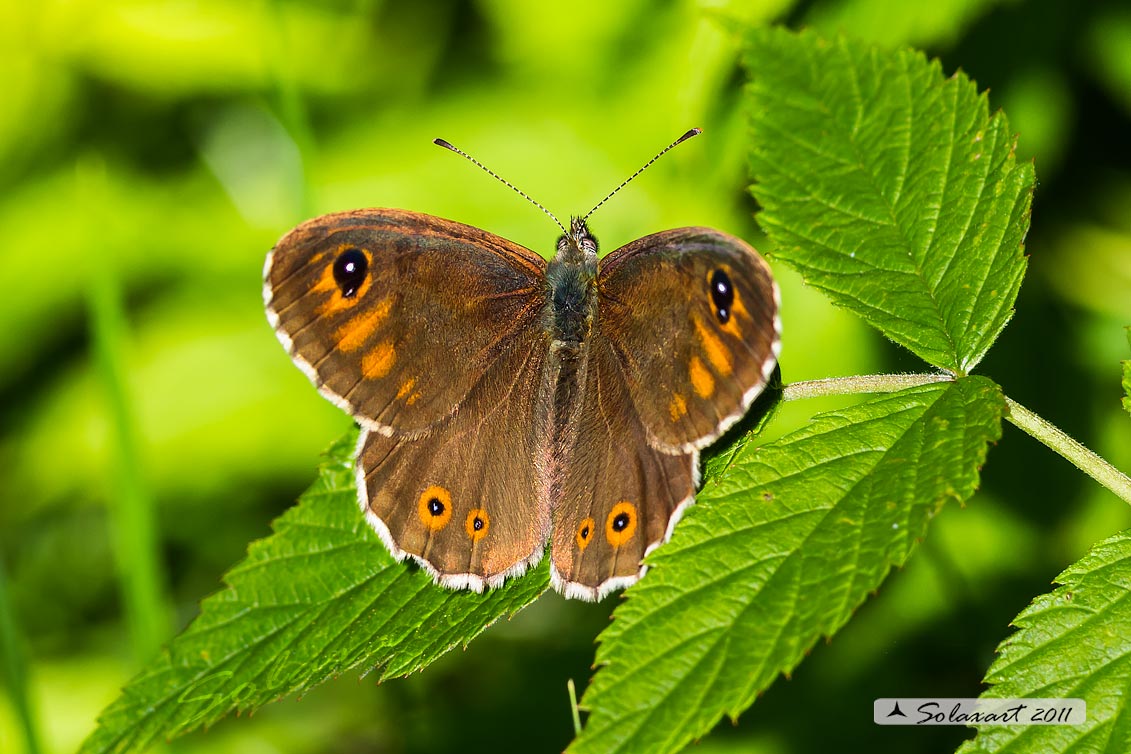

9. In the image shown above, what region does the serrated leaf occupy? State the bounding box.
[571,377,1004,754]
[746,29,1033,374]
[957,531,1131,754]
[80,429,549,754]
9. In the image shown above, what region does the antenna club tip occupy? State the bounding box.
[679,128,703,143]
[433,138,455,150]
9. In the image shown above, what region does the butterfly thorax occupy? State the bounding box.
[545,217,599,350]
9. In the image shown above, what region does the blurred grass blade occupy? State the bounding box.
[957,531,1131,754]
[1122,327,1130,416]
[572,377,1005,754]
[0,558,43,754]
[85,168,170,663]
[79,430,550,754]
[747,28,1034,374]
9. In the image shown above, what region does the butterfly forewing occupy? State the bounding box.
[596,228,780,453]
[265,209,547,435]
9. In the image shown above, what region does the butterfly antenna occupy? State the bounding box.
[434,138,567,235]
[582,128,702,222]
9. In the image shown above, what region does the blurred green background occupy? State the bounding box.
[2,0,1130,752]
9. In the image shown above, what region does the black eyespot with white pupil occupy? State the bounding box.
[580,525,590,539]
[472,516,484,531]
[710,269,733,324]
[427,497,445,516]
[612,513,630,532]
[333,248,368,298]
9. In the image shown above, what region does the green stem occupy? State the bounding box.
[1003,397,1131,505]
[0,559,43,754]
[781,373,953,401]
[567,678,581,736]
[781,373,1131,506]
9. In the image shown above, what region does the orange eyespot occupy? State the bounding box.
[576,517,596,551]
[605,502,637,547]
[466,508,490,541]
[418,486,452,531]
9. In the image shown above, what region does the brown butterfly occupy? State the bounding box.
[264,130,780,600]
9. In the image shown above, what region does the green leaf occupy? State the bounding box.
[572,377,1004,754]
[1122,327,1130,417]
[746,29,1034,374]
[957,530,1131,754]
[80,429,549,754]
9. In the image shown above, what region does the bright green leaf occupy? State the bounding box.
[80,430,549,754]
[572,377,1004,754]
[957,530,1131,753]
[746,29,1034,374]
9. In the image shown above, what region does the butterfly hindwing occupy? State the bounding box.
[357,327,551,588]
[549,338,696,600]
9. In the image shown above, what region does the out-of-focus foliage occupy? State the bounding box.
[0,1,1129,753]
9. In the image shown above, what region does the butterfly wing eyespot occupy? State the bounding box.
[605,502,637,547]
[332,247,369,298]
[709,268,734,324]
[575,517,596,551]
[465,508,490,541]
[417,485,453,531]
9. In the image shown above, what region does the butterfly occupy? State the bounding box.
[263,130,780,600]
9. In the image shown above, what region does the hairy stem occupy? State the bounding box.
[782,374,1131,505]
[1004,397,1131,504]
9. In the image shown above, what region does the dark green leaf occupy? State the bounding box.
[572,377,1004,754]
[957,530,1131,753]
[80,429,549,754]
[747,29,1034,374]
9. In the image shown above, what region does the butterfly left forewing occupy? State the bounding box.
[265,209,547,436]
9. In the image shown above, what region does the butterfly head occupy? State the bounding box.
[555,216,599,265]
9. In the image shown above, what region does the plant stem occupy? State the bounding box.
[781,374,1131,506]
[1003,397,1131,505]
[781,373,953,401]
[567,678,582,735]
